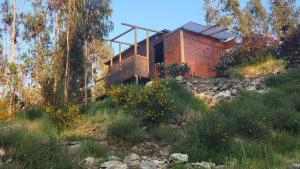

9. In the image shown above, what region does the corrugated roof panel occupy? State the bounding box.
[182,22,236,41]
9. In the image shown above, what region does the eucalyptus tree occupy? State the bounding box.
[269,0,300,39]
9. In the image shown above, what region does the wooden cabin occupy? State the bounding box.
[104,22,236,86]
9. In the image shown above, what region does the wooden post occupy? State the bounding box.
[146,30,150,76]
[180,30,185,63]
[134,28,138,56]
[119,43,122,63]
[110,42,113,66]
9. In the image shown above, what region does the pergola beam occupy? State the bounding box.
[103,39,134,46]
[122,23,163,34]
[111,27,135,41]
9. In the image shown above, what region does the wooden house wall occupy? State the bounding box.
[163,31,182,68]
[164,29,236,78]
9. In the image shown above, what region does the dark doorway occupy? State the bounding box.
[154,42,164,64]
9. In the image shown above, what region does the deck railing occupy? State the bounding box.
[106,55,149,86]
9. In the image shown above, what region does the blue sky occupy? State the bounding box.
[107,0,299,51]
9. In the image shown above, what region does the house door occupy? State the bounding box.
[154,42,164,76]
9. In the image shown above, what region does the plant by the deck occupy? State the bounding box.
[165,63,190,77]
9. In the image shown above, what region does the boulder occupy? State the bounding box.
[215,90,231,99]
[245,86,257,91]
[292,163,300,169]
[169,153,188,163]
[123,153,141,169]
[175,76,183,82]
[191,161,216,169]
[109,156,122,162]
[231,89,238,96]
[140,160,157,169]
[216,165,226,169]
[0,148,5,160]
[145,81,153,87]
[65,141,82,154]
[80,157,97,169]
[152,160,168,169]
[101,161,128,169]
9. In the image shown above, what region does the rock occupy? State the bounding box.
[215,90,231,99]
[101,161,128,169]
[152,160,168,169]
[193,80,198,84]
[175,76,183,82]
[169,153,188,163]
[5,158,12,163]
[191,161,216,169]
[145,81,153,87]
[245,86,257,91]
[216,165,226,169]
[231,89,238,95]
[0,148,5,160]
[292,163,300,169]
[257,90,265,94]
[140,160,157,169]
[109,156,122,162]
[81,157,97,169]
[123,153,141,169]
[64,141,82,154]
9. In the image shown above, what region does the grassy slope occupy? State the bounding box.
[0,69,299,169]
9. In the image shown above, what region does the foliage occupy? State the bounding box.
[152,124,180,143]
[216,34,279,76]
[0,128,78,169]
[40,78,81,130]
[24,107,44,121]
[107,114,144,142]
[165,63,190,78]
[264,68,300,88]
[80,139,108,158]
[109,79,176,124]
[228,58,287,78]
[166,79,207,114]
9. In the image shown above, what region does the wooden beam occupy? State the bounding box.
[111,27,134,41]
[207,28,228,36]
[134,28,138,56]
[122,23,163,34]
[103,39,134,46]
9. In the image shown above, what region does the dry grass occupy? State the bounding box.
[229,58,287,79]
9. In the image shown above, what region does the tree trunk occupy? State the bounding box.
[64,0,72,101]
[8,0,17,116]
[84,41,89,113]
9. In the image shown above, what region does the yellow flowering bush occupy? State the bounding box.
[108,79,175,124]
[45,102,81,130]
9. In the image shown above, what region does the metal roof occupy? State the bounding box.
[181,22,236,42]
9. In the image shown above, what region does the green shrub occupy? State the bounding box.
[108,79,176,124]
[173,112,233,163]
[165,63,190,77]
[166,79,207,113]
[45,102,81,130]
[265,68,300,87]
[0,128,78,169]
[81,139,108,158]
[140,79,175,124]
[107,114,144,142]
[152,125,180,143]
[24,107,44,121]
[215,92,270,139]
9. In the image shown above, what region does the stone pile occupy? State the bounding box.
[175,76,267,106]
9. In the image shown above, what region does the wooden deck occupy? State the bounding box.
[106,55,149,86]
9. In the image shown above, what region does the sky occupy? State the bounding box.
[107,0,299,52]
